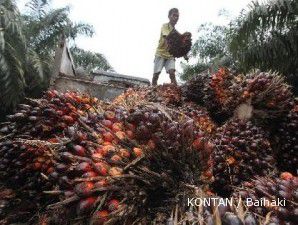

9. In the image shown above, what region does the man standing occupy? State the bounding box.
[152,8,179,86]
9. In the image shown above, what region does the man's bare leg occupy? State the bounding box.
[168,69,177,85]
[152,72,160,86]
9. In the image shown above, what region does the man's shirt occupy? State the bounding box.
[155,23,174,59]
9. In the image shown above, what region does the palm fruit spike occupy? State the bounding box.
[181,71,210,105]
[212,119,276,196]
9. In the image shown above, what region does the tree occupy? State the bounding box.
[71,46,113,74]
[229,0,298,91]
[0,0,28,112]
[22,0,95,96]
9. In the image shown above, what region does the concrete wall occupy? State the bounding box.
[53,76,126,101]
[92,71,150,87]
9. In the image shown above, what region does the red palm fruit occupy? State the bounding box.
[33,162,42,170]
[76,131,88,141]
[103,132,114,142]
[95,162,109,176]
[46,90,56,98]
[119,148,130,159]
[111,154,122,163]
[112,123,123,132]
[62,115,74,124]
[56,110,64,116]
[103,141,112,146]
[65,103,76,111]
[76,162,93,173]
[77,109,85,116]
[147,139,156,150]
[109,167,123,176]
[101,119,113,129]
[95,146,103,153]
[74,182,95,197]
[76,197,96,215]
[115,131,126,140]
[205,141,214,151]
[93,210,109,225]
[104,111,115,121]
[73,145,86,157]
[92,153,104,161]
[101,145,116,156]
[46,167,54,174]
[133,147,143,157]
[48,138,59,143]
[192,138,204,150]
[63,92,73,100]
[280,172,293,180]
[126,123,136,132]
[126,130,134,139]
[82,171,98,178]
[108,199,120,211]
[94,179,108,188]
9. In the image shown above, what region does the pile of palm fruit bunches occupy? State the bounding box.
[0,68,297,225]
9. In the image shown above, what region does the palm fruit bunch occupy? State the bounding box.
[212,119,276,196]
[203,68,245,123]
[181,71,210,105]
[30,102,213,225]
[0,140,54,191]
[177,102,216,136]
[182,68,246,123]
[0,140,58,224]
[0,90,100,139]
[144,84,182,106]
[242,71,294,120]
[166,29,192,58]
[233,173,298,225]
[112,88,147,109]
[124,104,214,183]
[274,104,298,175]
[113,84,182,108]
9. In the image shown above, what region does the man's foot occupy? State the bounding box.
[169,74,177,85]
[152,74,159,86]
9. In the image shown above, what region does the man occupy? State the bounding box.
[152,8,180,86]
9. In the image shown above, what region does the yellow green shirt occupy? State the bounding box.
[155,23,174,59]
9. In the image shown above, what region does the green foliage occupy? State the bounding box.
[71,46,113,74]
[180,22,234,81]
[180,61,209,81]
[22,0,94,55]
[192,23,229,60]
[229,0,298,76]
[0,0,26,112]
[21,0,95,97]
